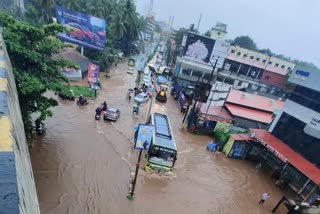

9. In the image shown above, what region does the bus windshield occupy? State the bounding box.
[149,146,176,167]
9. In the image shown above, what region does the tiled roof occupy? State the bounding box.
[226,89,285,113]
[225,103,273,124]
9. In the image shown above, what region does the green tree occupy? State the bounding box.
[109,8,126,40]
[204,30,211,37]
[0,13,72,142]
[233,35,258,51]
[24,0,55,26]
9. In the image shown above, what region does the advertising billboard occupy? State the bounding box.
[182,32,215,64]
[55,6,106,50]
[134,125,154,150]
[87,63,99,83]
[210,40,230,69]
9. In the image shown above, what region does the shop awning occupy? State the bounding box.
[251,129,320,185]
[230,134,253,141]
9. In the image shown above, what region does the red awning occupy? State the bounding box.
[251,129,320,185]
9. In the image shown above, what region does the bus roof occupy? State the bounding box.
[153,113,177,150]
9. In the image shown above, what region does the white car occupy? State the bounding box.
[134,93,149,103]
[127,66,134,74]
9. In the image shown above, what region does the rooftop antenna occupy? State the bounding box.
[148,0,154,16]
[196,14,202,32]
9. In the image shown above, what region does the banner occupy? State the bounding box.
[134,125,154,150]
[87,63,99,83]
[55,6,106,50]
[210,40,230,69]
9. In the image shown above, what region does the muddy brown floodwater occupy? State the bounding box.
[31,62,286,214]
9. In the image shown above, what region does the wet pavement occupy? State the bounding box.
[31,62,286,213]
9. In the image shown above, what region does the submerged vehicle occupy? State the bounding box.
[156,84,168,102]
[144,113,177,174]
[104,107,120,121]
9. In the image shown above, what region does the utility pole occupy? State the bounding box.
[196,14,202,32]
[127,61,157,200]
[205,57,219,113]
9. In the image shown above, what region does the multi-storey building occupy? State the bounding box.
[269,65,320,167]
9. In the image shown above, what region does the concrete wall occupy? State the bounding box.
[0,33,40,213]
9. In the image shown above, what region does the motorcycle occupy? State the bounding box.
[35,124,46,135]
[77,99,88,106]
[95,114,101,120]
[133,105,139,115]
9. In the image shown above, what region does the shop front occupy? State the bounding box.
[250,129,320,203]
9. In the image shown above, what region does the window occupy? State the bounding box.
[275,63,279,67]
[191,70,203,78]
[203,73,211,80]
[231,50,235,54]
[217,32,221,35]
[237,52,241,56]
[264,76,270,80]
[262,59,267,63]
[268,61,272,65]
[250,56,254,59]
[288,67,292,71]
[243,54,248,57]
[256,57,260,61]
[182,68,192,76]
[281,65,285,69]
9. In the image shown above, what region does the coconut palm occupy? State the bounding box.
[25,0,55,26]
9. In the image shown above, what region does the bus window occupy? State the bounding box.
[149,146,176,167]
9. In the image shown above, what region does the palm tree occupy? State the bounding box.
[64,0,80,11]
[25,0,55,26]
[109,9,126,40]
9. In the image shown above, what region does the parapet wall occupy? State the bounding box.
[0,31,40,213]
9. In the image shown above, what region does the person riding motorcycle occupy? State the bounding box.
[79,95,87,105]
[35,118,44,134]
[95,107,102,116]
[101,101,107,111]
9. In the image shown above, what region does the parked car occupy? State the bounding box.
[65,22,100,44]
[104,107,120,121]
[134,93,149,103]
[127,66,134,74]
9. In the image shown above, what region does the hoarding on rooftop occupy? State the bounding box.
[182,32,229,69]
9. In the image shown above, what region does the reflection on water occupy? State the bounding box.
[31,63,285,214]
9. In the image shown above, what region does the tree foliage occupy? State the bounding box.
[232,35,258,51]
[0,13,71,141]
[204,30,211,37]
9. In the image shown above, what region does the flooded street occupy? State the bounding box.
[31,62,285,214]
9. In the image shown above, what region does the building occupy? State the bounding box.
[269,66,320,167]
[210,22,227,41]
[145,15,157,41]
[224,89,284,129]
[175,44,296,99]
[239,66,320,203]
[222,45,295,97]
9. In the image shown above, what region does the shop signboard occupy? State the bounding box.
[87,63,99,83]
[55,6,106,50]
[252,133,288,162]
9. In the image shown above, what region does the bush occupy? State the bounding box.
[70,85,95,98]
